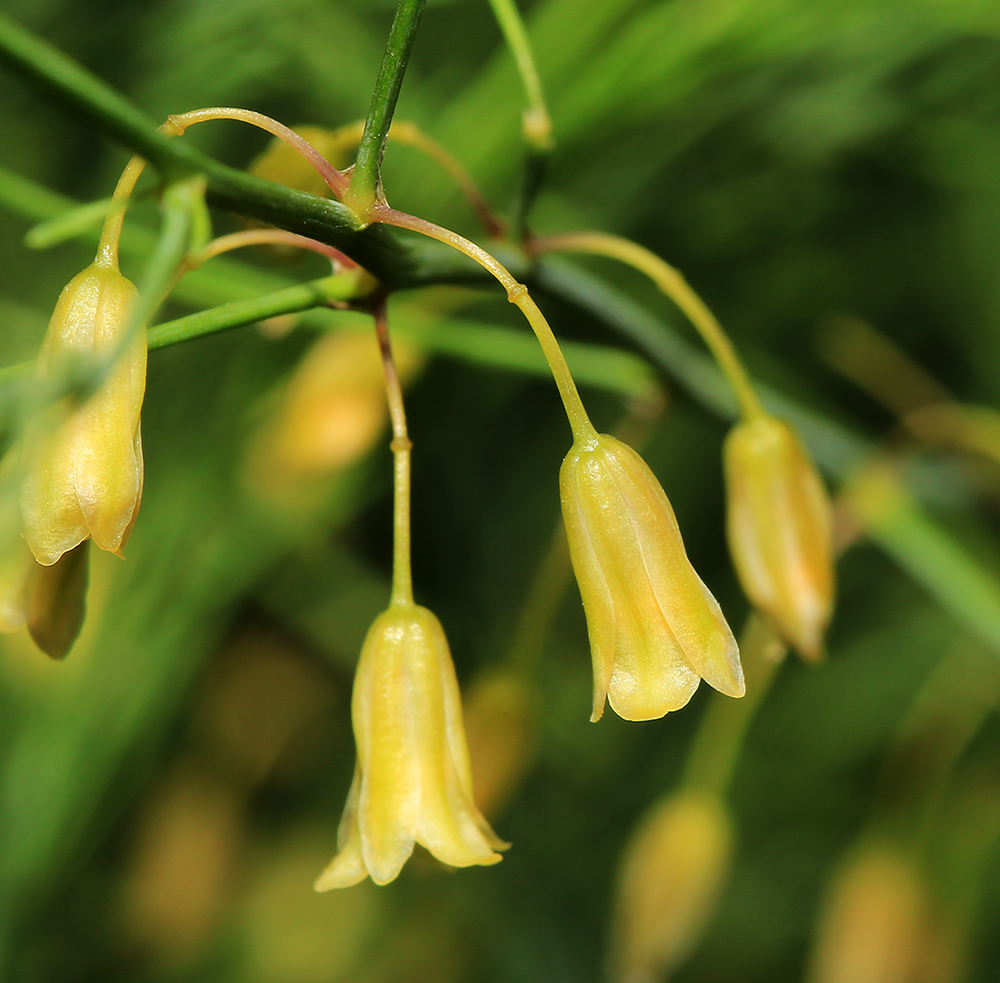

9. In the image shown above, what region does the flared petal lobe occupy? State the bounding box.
[560,434,742,722]
[315,602,504,890]
[21,263,145,566]
[724,415,834,660]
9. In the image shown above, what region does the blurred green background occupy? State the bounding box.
[3,0,1000,981]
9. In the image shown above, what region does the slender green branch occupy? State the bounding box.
[0,13,449,285]
[148,274,365,350]
[0,12,196,181]
[347,0,427,217]
[682,615,785,798]
[486,0,553,236]
[486,0,552,153]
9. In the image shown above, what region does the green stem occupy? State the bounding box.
[148,274,366,350]
[0,14,431,283]
[374,205,596,442]
[373,302,414,607]
[486,0,552,153]
[347,0,427,217]
[535,232,765,420]
[682,615,785,798]
[486,0,553,236]
[0,12,194,181]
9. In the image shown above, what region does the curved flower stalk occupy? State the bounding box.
[724,415,834,660]
[372,208,744,722]
[532,231,836,660]
[20,159,146,566]
[316,304,503,889]
[562,433,743,720]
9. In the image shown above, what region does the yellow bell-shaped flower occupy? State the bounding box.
[20,260,145,566]
[560,433,743,722]
[724,414,834,661]
[315,601,506,889]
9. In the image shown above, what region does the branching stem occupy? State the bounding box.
[348,0,427,218]
[375,205,595,442]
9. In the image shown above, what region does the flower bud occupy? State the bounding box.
[315,602,506,889]
[560,433,743,722]
[724,415,834,661]
[807,841,927,983]
[20,262,145,566]
[609,790,732,983]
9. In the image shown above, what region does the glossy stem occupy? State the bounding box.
[166,107,348,199]
[347,0,427,217]
[534,232,765,420]
[486,0,552,153]
[375,301,414,606]
[375,205,595,442]
[191,229,356,269]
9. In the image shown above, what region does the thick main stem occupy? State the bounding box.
[374,206,596,442]
[348,0,427,217]
[375,301,414,607]
[535,232,765,420]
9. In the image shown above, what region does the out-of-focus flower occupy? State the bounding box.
[807,840,927,983]
[25,540,89,660]
[20,261,144,566]
[0,539,30,633]
[315,602,506,889]
[724,414,834,661]
[249,125,360,198]
[247,331,422,498]
[462,669,535,818]
[609,790,733,983]
[560,433,743,722]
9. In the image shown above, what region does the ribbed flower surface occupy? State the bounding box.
[724,415,834,660]
[315,602,505,889]
[560,433,743,722]
[21,262,145,566]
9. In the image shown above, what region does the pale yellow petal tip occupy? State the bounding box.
[313,863,368,892]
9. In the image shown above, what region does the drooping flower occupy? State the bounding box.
[610,790,733,983]
[724,414,834,660]
[807,840,927,983]
[560,432,743,722]
[315,601,506,889]
[20,260,145,566]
